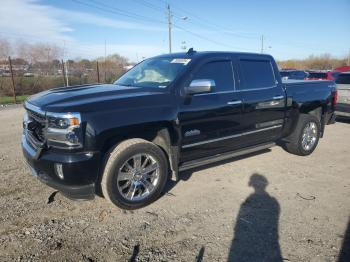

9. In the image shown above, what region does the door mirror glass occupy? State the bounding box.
[185,79,215,95]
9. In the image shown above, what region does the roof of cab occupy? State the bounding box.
[152,50,274,60]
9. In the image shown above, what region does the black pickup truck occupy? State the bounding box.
[22,50,337,209]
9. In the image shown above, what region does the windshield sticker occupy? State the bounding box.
[171,58,191,65]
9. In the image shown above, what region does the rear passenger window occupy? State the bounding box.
[193,61,234,92]
[240,59,275,90]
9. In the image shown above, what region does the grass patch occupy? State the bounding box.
[0,95,28,105]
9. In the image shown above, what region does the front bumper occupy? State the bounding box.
[22,134,100,200]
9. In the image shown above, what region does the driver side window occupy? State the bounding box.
[193,60,235,92]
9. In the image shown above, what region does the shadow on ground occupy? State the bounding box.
[338,218,350,262]
[228,173,282,262]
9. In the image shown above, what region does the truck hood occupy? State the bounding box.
[26,84,173,112]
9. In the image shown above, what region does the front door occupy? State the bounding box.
[178,58,243,163]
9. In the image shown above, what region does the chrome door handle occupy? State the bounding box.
[273,95,284,100]
[227,100,242,105]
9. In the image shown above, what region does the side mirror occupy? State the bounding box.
[185,79,215,95]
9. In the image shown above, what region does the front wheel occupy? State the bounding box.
[101,138,169,209]
[282,114,321,156]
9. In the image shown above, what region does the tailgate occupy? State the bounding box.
[337,84,350,105]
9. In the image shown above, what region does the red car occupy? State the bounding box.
[306,71,340,81]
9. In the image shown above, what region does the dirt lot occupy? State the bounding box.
[0,105,349,261]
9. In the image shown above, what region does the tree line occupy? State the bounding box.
[0,38,130,97]
[277,54,348,70]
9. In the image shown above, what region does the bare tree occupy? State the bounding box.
[16,41,63,63]
[0,38,12,60]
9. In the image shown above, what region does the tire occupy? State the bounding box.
[101,138,169,210]
[282,114,321,156]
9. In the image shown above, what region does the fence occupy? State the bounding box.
[0,57,127,104]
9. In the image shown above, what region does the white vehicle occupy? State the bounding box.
[336,72,350,118]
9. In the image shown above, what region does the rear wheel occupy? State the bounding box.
[283,114,321,156]
[101,138,169,209]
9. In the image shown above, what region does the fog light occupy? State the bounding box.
[55,163,64,180]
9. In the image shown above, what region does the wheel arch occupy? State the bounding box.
[300,105,326,137]
[98,121,181,182]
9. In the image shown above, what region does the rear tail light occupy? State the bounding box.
[333,90,338,106]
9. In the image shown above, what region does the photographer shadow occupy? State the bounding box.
[228,173,282,262]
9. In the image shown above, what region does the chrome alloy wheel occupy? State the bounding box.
[117,154,160,201]
[301,122,318,151]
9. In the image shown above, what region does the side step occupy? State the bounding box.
[179,142,275,172]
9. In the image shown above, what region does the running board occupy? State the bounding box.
[179,142,275,172]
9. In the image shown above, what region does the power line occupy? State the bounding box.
[70,0,346,53]
[155,0,349,52]
[173,24,251,51]
[70,0,252,51]
[133,0,165,13]
[155,0,259,40]
[71,0,166,25]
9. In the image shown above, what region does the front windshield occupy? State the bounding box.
[115,57,191,88]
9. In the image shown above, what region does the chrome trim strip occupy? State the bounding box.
[227,100,242,105]
[234,85,277,92]
[46,111,82,123]
[179,142,275,171]
[273,95,284,100]
[256,119,284,129]
[193,90,235,96]
[182,125,282,149]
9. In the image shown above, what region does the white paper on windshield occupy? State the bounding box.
[171,58,191,65]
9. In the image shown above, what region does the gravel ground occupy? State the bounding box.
[0,106,349,262]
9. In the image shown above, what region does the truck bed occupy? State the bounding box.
[281,79,336,137]
[283,79,335,96]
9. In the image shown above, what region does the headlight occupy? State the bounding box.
[46,112,82,149]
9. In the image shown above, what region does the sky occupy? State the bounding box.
[0,0,349,62]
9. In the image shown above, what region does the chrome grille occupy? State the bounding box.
[25,108,47,145]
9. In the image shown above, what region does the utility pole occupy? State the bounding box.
[260,35,264,53]
[8,56,17,104]
[61,59,66,87]
[167,4,172,53]
[96,61,100,83]
[104,39,107,82]
[348,48,350,66]
[46,47,51,76]
[62,41,69,87]
[65,60,69,86]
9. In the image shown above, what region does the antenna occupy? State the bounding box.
[187,48,195,55]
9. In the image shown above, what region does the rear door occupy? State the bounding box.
[178,58,243,162]
[236,55,286,147]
